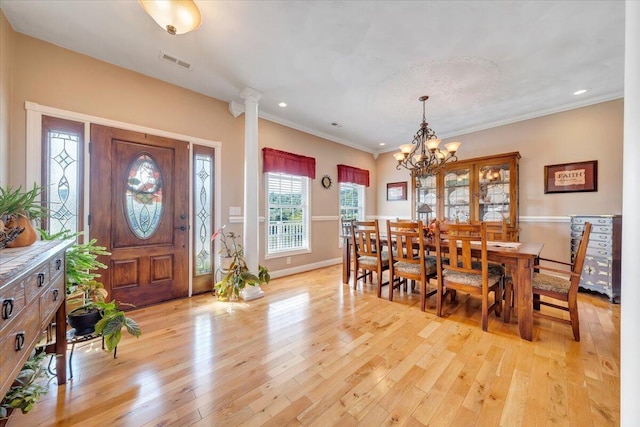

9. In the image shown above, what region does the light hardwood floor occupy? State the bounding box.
[8,265,619,426]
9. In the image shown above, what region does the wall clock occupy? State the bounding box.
[321,175,332,189]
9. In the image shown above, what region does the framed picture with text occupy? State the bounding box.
[544,160,598,194]
[387,181,407,201]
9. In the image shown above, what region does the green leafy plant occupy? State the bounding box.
[0,183,46,220]
[65,279,108,309]
[1,350,51,419]
[92,300,142,351]
[40,230,110,295]
[40,230,141,352]
[211,227,270,300]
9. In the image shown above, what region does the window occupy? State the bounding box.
[339,182,365,221]
[193,149,214,276]
[41,116,84,236]
[266,172,310,255]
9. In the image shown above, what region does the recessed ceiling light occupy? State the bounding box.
[573,89,587,95]
[330,122,341,127]
[278,102,287,107]
[379,143,385,146]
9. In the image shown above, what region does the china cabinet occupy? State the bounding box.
[570,215,621,303]
[412,152,520,240]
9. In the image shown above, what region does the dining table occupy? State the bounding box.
[342,233,544,341]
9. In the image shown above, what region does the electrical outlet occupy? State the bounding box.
[286,256,291,265]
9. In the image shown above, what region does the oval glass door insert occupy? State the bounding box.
[125,154,163,239]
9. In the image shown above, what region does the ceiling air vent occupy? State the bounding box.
[160,51,192,71]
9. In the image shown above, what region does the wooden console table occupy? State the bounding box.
[0,239,72,399]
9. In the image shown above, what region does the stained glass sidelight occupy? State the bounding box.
[125,154,163,239]
[47,130,80,235]
[194,153,213,275]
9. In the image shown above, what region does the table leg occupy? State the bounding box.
[54,300,67,383]
[515,257,534,341]
[342,237,351,284]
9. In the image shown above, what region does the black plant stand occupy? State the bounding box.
[47,328,117,379]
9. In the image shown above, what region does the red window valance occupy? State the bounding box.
[262,148,316,179]
[337,164,370,187]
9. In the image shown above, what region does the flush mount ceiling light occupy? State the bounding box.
[573,89,588,95]
[139,0,202,35]
[394,96,461,177]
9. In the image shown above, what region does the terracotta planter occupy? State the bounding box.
[5,216,37,248]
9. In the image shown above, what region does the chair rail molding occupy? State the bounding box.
[519,216,571,223]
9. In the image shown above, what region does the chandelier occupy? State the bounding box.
[394,96,461,177]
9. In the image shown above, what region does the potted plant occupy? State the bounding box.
[0,184,46,248]
[211,226,270,300]
[66,279,141,352]
[65,279,108,335]
[1,350,51,425]
[40,230,141,351]
[214,226,235,273]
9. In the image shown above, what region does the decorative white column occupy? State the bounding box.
[239,87,264,301]
[621,1,640,424]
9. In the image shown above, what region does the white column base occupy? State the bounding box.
[241,285,264,301]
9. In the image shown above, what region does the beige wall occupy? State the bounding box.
[3,6,625,271]
[257,119,376,272]
[0,10,12,186]
[377,99,624,261]
[4,22,375,272]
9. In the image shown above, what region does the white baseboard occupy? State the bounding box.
[269,257,342,279]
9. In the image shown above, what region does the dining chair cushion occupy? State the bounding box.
[358,251,389,268]
[443,269,501,287]
[394,255,437,276]
[532,273,570,294]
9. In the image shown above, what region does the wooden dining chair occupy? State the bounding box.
[340,218,354,280]
[505,222,592,341]
[341,218,354,238]
[350,220,389,297]
[386,220,437,311]
[434,221,504,331]
[476,219,517,311]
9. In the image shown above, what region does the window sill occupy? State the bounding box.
[265,248,311,260]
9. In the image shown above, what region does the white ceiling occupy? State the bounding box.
[0,0,625,154]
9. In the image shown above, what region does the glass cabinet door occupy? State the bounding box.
[477,162,511,223]
[414,174,437,223]
[443,166,471,222]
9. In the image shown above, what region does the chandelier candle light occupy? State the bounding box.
[394,96,461,177]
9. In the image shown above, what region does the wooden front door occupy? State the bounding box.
[90,124,189,308]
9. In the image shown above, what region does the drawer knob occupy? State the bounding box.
[56,259,62,271]
[2,298,14,319]
[53,289,59,301]
[15,331,25,351]
[37,272,45,287]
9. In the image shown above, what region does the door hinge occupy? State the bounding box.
[87,214,91,227]
[88,142,92,154]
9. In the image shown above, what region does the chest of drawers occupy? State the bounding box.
[0,239,72,399]
[570,215,621,303]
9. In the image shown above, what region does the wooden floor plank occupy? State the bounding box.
[5,265,619,427]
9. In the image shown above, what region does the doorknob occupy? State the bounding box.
[175,225,188,231]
